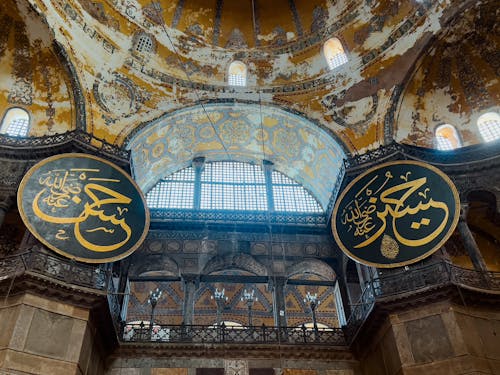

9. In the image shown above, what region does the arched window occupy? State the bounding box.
[228,61,247,87]
[135,34,154,53]
[323,38,348,70]
[0,107,30,137]
[435,124,461,150]
[146,161,323,213]
[477,112,500,142]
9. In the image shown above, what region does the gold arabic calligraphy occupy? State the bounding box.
[32,168,133,252]
[341,170,450,254]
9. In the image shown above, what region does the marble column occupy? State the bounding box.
[182,274,199,325]
[457,203,488,272]
[271,276,287,327]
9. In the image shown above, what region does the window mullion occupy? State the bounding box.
[263,160,274,212]
[193,157,205,210]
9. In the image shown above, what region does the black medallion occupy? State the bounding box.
[17,153,150,263]
[332,161,459,268]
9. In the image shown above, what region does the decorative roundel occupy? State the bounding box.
[18,153,149,263]
[332,161,460,268]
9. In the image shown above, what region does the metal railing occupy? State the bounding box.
[344,260,500,341]
[0,251,107,290]
[1,251,499,347]
[121,322,346,346]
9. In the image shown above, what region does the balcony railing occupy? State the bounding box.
[0,251,107,290]
[344,261,500,341]
[121,322,346,346]
[1,251,499,347]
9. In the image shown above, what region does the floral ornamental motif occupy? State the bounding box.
[168,125,195,154]
[8,22,33,106]
[273,128,301,158]
[220,119,252,145]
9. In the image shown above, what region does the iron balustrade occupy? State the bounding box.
[0,251,107,290]
[1,251,499,346]
[121,322,347,346]
[344,260,500,341]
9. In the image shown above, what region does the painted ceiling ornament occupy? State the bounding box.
[142,2,164,25]
[93,73,146,122]
[311,5,327,33]
[225,28,248,49]
[17,153,150,263]
[332,161,460,268]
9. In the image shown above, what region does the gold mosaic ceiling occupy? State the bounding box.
[0,0,498,157]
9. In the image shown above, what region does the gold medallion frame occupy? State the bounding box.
[332,160,460,268]
[17,153,150,263]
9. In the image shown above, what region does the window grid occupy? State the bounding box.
[146,168,195,209]
[435,135,455,151]
[6,118,29,137]
[478,118,500,142]
[327,53,348,70]
[228,74,246,87]
[146,162,323,214]
[272,171,323,213]
[201,162,267,210]
[136,35,153,53]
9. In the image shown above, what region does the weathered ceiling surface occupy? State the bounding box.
[396,2,500,147]
[0,0,75,136]
[5,0,498,156]
[127,103,345,207]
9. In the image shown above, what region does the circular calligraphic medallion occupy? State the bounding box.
[332,161,459,268]
[17,153,150,263]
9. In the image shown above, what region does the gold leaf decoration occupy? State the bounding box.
[381,234,399,259]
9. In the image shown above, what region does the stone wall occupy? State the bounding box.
[357,300,500,375]
[0,293,105,375]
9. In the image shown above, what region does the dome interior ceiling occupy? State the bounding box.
[0,0,497,157]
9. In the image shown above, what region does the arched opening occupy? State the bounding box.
[228,61,247,86]
[323,38,348,70]
[477,112,500,142]
[1,107,30,137]
[135,34,154,53]
[435,124,461,150]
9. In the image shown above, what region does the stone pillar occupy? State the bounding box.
[271,276,287,327]
[457,203,488,272]
[182,274,199,325]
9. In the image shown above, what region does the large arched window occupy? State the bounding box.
[477,112,500,142]
[323,38,348,70]
[0,107,30,137]
[228,61,247,87]
[146,161,323,213]
[435,124,461,150]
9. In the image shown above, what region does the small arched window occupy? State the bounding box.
[228,61,247,87]
[1,107,30,137]
[135,34,154,53]
[435,124,461,150]
[323,38,348,70]
[477,112,500,142]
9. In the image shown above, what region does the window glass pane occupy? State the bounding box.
[478,112,500,142]
[146,167,195,209]
[272,171,323,213]
[435,124,461,150]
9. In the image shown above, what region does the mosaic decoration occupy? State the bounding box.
[332,161,460,268]
[127,103,346,208]
[17,154,149,263]
[8,21,33,106]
